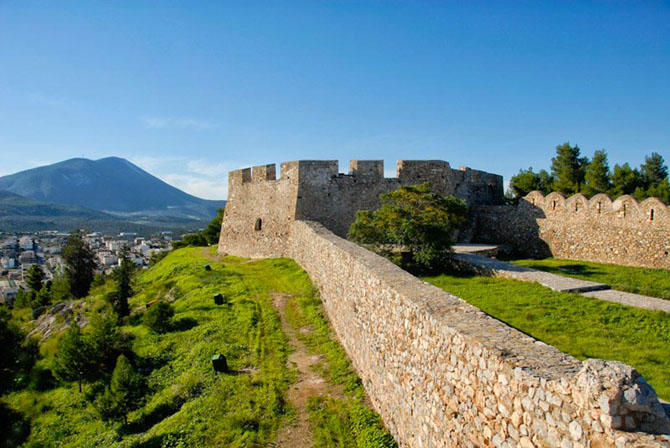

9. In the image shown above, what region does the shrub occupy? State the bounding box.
[143,302,175,333]
[348,183,467,273]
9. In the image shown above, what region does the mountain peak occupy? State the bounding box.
[0,157,224,220]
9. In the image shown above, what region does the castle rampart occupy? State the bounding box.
[288,221,669,447]
[472,191,670,269]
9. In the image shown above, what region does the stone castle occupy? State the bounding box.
[219,160,670,447]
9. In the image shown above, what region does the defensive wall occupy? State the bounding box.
[219,159,503,258]
[471,191,670,270]
[219,160,670,447]
[288,220,670,447]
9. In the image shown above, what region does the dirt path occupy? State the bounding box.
[271,292,344,447]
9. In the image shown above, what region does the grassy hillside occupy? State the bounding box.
[510,258,670,300]
[423,273,670,400]
[5,247,394,447]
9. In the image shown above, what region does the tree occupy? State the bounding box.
[202,207,225,245]
[53,323,95,392]
[640,152,668,189]
[582,149,612,196]
[551,142,588,195]
[108,247,134,317]
[172,232,208,249]
[646,178,670,204]
[143,301,175,333]
[0,309,24,394]
[25,264,45,294]
[63,230,97,299]
[87,309,129,373]
[96,355,143,425]
[348,183,467,273]
[508,168,553,199]
[611,163,642,197]
[32,282,53,309]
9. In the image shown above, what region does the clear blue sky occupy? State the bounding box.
[1,1,668,199]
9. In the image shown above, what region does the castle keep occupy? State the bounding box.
[219,160,503,258]
[219,160,670,447]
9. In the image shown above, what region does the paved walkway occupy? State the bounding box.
[453,253,670,313]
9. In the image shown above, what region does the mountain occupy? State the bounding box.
[0,157,225,222]
[0,190,155,233]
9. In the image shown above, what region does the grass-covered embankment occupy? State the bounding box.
[283,286,397,448]
[423,273,670,401]
[8,247,296,447]
[5,247,395,447]
[510,258,670,300]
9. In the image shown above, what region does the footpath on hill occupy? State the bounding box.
[271,292,344,447]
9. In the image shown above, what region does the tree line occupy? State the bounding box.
[508,143,669,204]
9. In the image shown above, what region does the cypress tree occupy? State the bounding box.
[63,230,97,299]
[551,142,587,195]
[109,246,134,317]
[53,323,95,392]
[582,150,612,196]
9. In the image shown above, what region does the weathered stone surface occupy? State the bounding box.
[219,159,503,258]
[284,221,670,447]
[219,162,670,447]
[472,191,670,270]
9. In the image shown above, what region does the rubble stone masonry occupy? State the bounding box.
[288,221,670,447]
[472,191,670,270]
[219,162,670,447]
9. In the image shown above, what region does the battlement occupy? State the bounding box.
[522,191,669,225]
[221,159,504,257]
[228,159,503,187]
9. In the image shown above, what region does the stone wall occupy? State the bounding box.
[288,220,670,447]
[219,159,503,258]
[472,191,670,270]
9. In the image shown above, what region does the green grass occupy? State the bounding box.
[509,258,670,300]
[5,247,395,447]
[284,288,396,447]
[423,273,670,401]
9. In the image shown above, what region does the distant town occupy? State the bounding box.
[0,230,177,303]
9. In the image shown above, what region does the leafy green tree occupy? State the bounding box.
[202,207,225,245]
[640,152,668,189]
[348,183,467,273]
[508,168,553,199]
[611,163,643,197]
[551,142,588,195]
[0,309,24,394]
[25,264,45,294]
[96,355,143,425]
[646,178,670,204]
[53,323,96,392]
[88,309,129,373]
[172,232,208,249]
[582,149,612,196]
[32,282,53,309]
[63,230,97,299]
[108,247,134,317]
[50,272,71,303]
[143,301,175,333]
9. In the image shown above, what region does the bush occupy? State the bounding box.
[348,183,467,273]
[143,302,175,333]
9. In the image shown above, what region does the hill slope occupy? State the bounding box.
[0,157,224,221]
[4,248,395,447]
